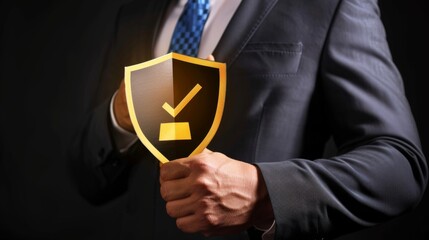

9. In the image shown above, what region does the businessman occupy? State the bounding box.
[71,0,428,239]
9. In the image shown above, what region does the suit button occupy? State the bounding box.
[112,161,118,167]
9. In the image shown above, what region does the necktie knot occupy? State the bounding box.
[169,0,211,57]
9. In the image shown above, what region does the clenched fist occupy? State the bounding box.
[159,149,274,237]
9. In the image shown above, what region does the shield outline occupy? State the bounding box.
[124,52,226,163]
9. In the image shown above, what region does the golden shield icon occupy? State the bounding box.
[125,53,226,163]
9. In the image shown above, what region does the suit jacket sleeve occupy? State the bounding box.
[69,5,140,204]
[255,1,427,239]
[69,0,167,205]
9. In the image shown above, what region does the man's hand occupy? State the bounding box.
[113,80,134,132]
[159,149,274,236]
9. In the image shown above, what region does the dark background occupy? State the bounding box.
[1,0,428,239]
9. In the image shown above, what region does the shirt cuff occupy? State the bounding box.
[110,91,138,152]
[255,220,276,240]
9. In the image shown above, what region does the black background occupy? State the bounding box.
[1,0,428,239]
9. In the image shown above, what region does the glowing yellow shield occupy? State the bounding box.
[125,53,226,163]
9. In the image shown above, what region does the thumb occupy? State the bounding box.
[206,55,215,61]
[202,148,213,153]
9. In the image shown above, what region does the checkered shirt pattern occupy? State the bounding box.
[169,0,210,57]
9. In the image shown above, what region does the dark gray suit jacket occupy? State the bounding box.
[70,0,428,239]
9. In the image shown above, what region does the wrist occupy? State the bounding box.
[252,166,274,229]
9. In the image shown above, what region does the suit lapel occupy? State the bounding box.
[213,0,278,66]
[148,0,171,58]
[125,0,170,61]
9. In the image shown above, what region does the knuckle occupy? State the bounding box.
[175,219,184,231]
[194,177,211,193]
[205,214,219,227]
[195,176,207,187]
[165,202,175,217]
[203,212,220,227]
[176,219,190,232]
[159,164,170,180]
[160,185,169,200]
[191,159,210,172]
[199,198,210,208]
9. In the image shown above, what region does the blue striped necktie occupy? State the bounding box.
[169,0,211,57]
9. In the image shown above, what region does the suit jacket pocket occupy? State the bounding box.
[234,42,303,75]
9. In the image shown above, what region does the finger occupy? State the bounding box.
[160,177,192,201]
[176,214,204,233]
[202,148,212,153]
[206,55,215,61]
[165,195,197,218]
[170,154,202,165]
[116,80,126,103]
[160,161,191,182]
[113,80,135,132]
